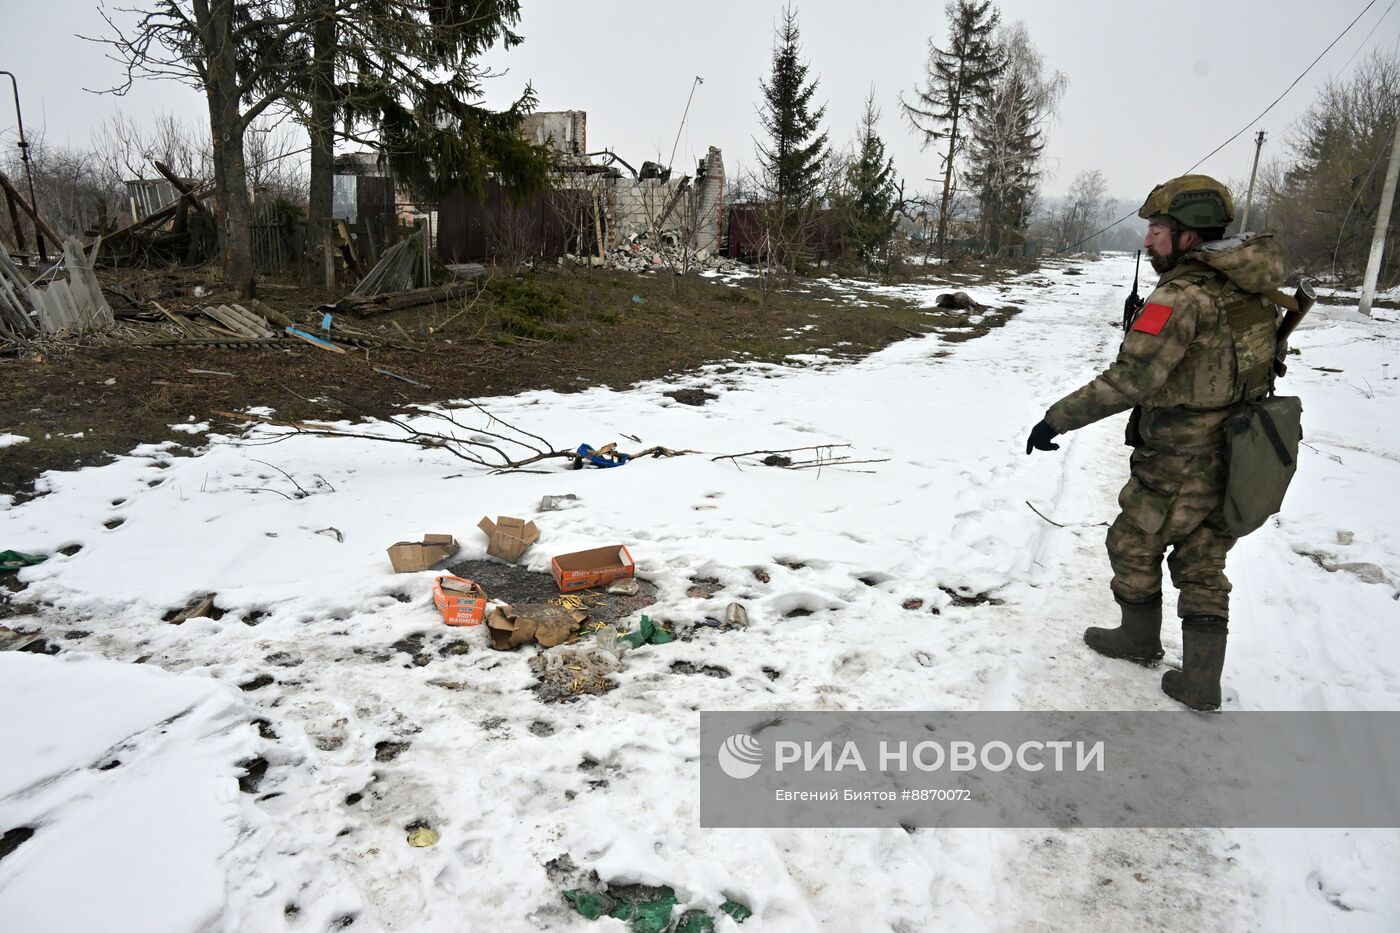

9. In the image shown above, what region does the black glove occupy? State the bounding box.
[1026,420,1060,454]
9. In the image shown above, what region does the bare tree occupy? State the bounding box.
[1272,49,1400,282]
[547,173,607,270]
[91,0,306,296]
[1057,169,1110,253]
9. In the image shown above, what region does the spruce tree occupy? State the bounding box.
[288,0,555,285]
[964,24,1063,256]
[757,6,829,211]
[902,0,1004,257]
[840,91,900,264]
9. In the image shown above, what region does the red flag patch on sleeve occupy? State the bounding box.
[1132,303,1173,335]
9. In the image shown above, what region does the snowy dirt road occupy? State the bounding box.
[2,254,1397,931]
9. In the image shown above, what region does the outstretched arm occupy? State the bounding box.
[1044,287,1204,434]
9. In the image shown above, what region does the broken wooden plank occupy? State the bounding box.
[151,300,203,336]
[286,325,347,353]
[153,161,214,221]
[102,184,215,247]
[226,303,274,337]
[3,188,26,252]
[0,625,44,652]
[201,304,264,338]
[141,337,288,348]
[0,167,66,247]
[169,594,215,625]
[374,367,430,387]
[241,298,294,329]
[335,282,472,318]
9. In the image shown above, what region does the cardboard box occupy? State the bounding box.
[387,534,459,573]
[478,516,540,563]
[551,545,635,593]
[486,603,585,650]
[433,575,488,625]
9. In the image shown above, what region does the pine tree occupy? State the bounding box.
[757,6,829,211]
[290,0,555,285]
[963,23,1064,256]
[902,0,1004,257]
[839,91,900,264]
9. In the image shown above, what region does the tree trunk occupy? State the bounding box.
[936,108,959,260]
[302,5,336,287]
[198,0,256,297]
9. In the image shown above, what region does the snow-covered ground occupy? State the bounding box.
[2,253,1397,931]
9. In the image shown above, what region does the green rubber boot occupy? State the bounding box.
[1162,616,1228,711]
[1084,595,1164,665]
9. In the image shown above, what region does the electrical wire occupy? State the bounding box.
[1335,0,1396,76]
[1051,0,1382,256]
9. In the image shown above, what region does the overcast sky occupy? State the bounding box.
[2,0,1396,201]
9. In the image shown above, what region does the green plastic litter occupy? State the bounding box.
[608,886,677,933]
[720,899,752,922]
[564,884,748,931]
[621,614,673,649]
[563,890,615,921]
[674,912,715,933]
[0,551,47,572]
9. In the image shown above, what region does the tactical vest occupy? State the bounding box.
[1143,262,1279,411]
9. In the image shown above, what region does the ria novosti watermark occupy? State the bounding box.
[700,711,1400,828]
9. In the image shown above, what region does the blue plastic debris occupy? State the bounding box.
[574,444,630,468]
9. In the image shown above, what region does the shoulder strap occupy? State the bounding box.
[1254,403,1294,467]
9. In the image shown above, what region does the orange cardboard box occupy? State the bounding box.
[433,575,488,625]
[551,545,634,593]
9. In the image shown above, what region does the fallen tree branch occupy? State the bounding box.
[711,444,853,463]
[212,406,577,471]
[787,458,890,469]
[1025,500,1065,528]
[1025,500,1109,529]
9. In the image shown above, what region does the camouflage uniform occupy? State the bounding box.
[1044,233,1286,619]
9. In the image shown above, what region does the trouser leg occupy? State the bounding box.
[1167,516,1236,619]
[1106,512,1165,605]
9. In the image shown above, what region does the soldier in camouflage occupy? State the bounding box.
[1026,175,1286,710]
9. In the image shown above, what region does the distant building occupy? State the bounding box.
[520,111,587,159]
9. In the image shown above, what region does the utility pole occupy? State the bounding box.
[1359,117,1400,318]
[0,71,47,262]
[1239,130,1266,234]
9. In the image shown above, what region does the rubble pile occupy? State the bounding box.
[567,240,743,276]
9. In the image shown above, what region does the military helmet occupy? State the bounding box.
[1138,174,1234,230]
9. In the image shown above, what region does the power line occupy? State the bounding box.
[1052,0,1381,256]
[1334,0,1396,76]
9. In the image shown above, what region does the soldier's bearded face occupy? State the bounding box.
[1144,221,1177,273]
